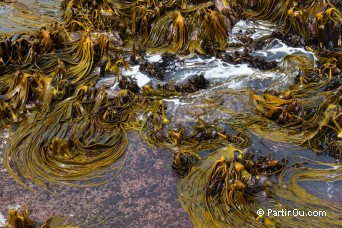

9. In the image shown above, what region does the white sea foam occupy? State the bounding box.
[327,181,334,198]
[121,65,151,88]
[145,53,162,62]
[0,212,7,227]
[164,98,190,106]
[130,52,292,90]
[127,20,316,91]
[230,20,274,42]
[204,62,256,79]
[255,39,316,61]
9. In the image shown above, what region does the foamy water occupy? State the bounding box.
[106,20,316,93]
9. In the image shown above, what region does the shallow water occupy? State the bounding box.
[0,0,60,34]
[107,20,315,93]
[0,130,192,227]
[0,1,341,227]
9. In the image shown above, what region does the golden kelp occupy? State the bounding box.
[240,0,342,49]
[8,208,35,228]
[178,145,285,227]
[1,0,342,227]
[178,145,342,227]
[4,86,135,189]
[271,158,342,227]
[245,86,342,152]
[59,0,239,54]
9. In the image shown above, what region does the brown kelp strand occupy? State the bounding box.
[59,0,242,54]
[178,145,342,227]
[139,52,178,80]
[7,207,85,227]
[233,87,342,157]
[271,158,342,227]
[142,116,250,152]
[178,144,287,227]
[216,48,278,71]
[240,0,342,50]
[5,87,136,189]
[156,74,209,93]
[8,208,35,228]
[0,1,60,35]
[2,55,217,189]
[0,71,56,123]
[1,0,342,227]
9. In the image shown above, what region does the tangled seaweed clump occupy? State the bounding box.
[179,145,342,227]
[1,0,342,227]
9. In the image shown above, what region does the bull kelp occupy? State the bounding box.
[1,0,342,227]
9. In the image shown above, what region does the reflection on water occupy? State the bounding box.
[0,0,341,227]
[250,134,342,206]
[0,0,60,34]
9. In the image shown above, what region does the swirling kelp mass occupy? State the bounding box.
[1,0,342,227]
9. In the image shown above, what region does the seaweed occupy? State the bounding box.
[241,0,342,50]
[1,0,342,227]
[139,52,177,80]
[8,208,35,228]
[217,48,278,71]
[178,145,286,227]
[157,74,209,93]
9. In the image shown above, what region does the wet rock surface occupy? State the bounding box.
[0,0,61,34]
[1,0,342,226]
[0,130,192,227]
